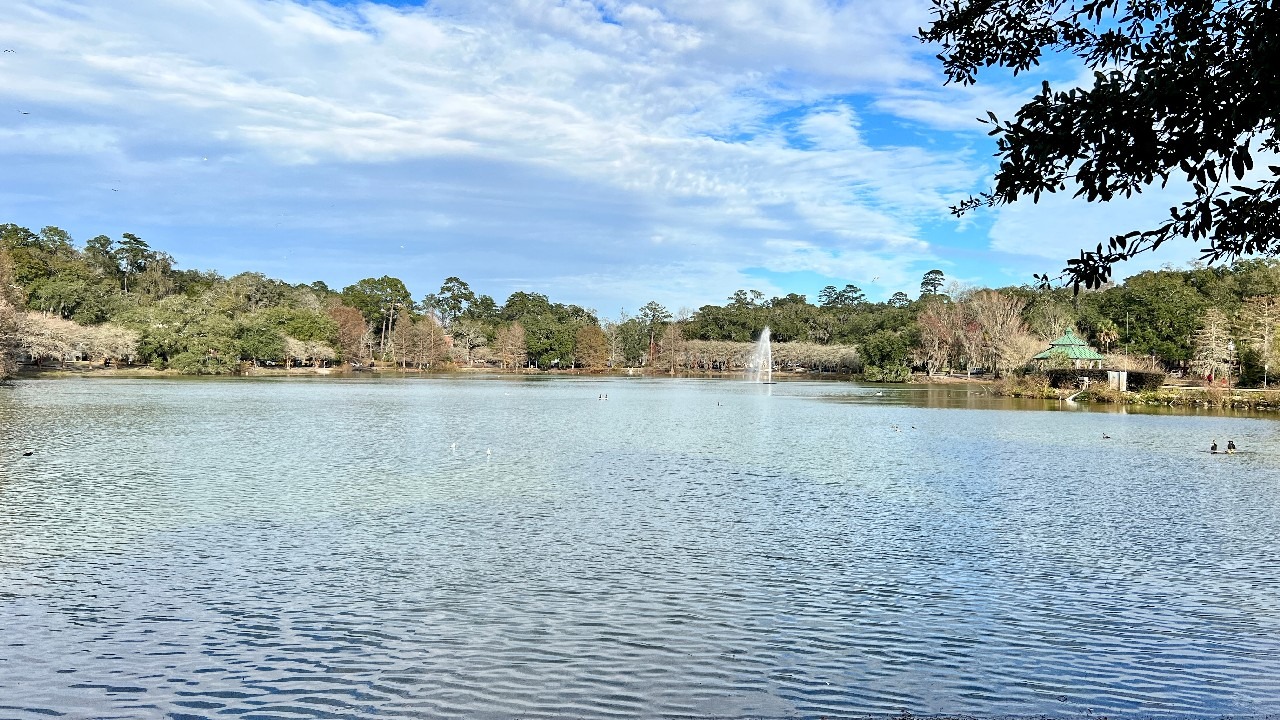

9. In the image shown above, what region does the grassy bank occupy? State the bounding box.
[986,373,1280,410]
[1077,385,1280,410]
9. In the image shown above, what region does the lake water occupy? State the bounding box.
[1,377,1278,719]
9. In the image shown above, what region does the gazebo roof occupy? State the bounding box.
[1032,328,1105,361]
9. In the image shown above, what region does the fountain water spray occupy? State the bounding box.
[746,327,774,383]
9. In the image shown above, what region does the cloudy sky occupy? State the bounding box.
[0,0,1204,315]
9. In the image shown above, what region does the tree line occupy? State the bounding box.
[4,221,1280,386]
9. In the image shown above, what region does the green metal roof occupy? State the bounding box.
[1031,328,1105,361]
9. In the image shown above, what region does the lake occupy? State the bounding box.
[1,377,1278,719]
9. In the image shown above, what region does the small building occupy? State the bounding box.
[1032,329,1105,369]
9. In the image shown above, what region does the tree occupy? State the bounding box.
[921,0,1280,290]
[915,298,960,374]
[860,329,911,381]
[1191,308,1236,383]
[0,244,23,381]
[656,321,687,375]
[15,311,75,367]
[327,305,370,362]
[84,235,120,281]
[1096,269,1206,363]
[449,318,488,366]
[428,276,476,328]
[462,293,500,324]
[495,322,526,369]
[115,233,152,294]
[818,284,866,308]
[1094,318,1120,354]
[341,276,412,357]
[399,316,447,369]
[1238,295,1280,385]
[574,323,608,370]
[887,291,911,308]
[637,300,671,364]
[919,269,944,296]
[968,290,1031,375]
[604,310,647,367]
[236,321,285,366]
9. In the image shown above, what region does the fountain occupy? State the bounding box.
[746,326,775,383]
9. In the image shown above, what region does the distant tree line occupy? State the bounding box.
[4,221,1280,386]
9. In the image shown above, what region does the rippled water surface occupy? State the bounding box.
[2,377,1279,719]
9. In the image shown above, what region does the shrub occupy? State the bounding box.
[994,373,1060,398]
[864,364,911,382]
[1046,368,1110,388]
[168,351,240,375]
[1126,370,1167,391]
[1081,384,1123,403]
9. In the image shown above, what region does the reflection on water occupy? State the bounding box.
[1,377,1278,718]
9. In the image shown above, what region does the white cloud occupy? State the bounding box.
[0,0,986,309]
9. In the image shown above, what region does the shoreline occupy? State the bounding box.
[13,364,1280,411]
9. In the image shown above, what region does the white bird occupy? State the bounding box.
[486,448,492,455]
[450,442,457,451]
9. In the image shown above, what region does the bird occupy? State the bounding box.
[450,442,457,451]
[1102,433,1111,439]
[486,448,492,455]
[22,451,33,456]
[18,110,28,115]
[3,49,14,53]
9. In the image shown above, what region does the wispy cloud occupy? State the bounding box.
[0,0,1100,309]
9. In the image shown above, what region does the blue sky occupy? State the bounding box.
[0,0,1207,316]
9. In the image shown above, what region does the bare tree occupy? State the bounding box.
[915,299,960,375]
[495,322,526,370]
[1239,295,1280,386]
[449,319,488,367]
[327,305,370,363]
[15,312,75,367]
[656,321,687,375]
[967,290,1029,374]
[0,245,20,380]
[85,323,140,366]
[0,299,18,380]
[1191,308,1236,383]
[401,316,447,369]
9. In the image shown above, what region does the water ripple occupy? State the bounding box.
[2,378,1279,718]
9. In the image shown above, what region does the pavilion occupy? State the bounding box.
[1031,329,1105,369]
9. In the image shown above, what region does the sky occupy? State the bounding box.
[0,0,1211,316]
